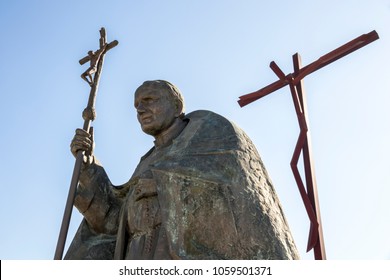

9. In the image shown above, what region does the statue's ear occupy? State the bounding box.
[174,101,183,118]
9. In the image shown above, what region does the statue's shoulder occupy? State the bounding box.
[178,110,251,153]
[186,110,231,124]
[185,110,242,134]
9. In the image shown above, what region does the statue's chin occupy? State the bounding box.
[141,125,159,137]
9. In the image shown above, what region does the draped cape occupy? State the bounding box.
[65,110,299,260]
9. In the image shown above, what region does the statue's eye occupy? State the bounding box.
[135,95,160,109]
[145,97,159,104]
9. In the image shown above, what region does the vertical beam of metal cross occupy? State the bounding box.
[269,59,325,259]
[292,53,326,259]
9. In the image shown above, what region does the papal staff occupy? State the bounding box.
[54,28,118,260]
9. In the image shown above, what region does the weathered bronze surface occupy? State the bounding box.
[65,80,299,260]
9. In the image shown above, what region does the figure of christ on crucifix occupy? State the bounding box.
[81,46,106,87]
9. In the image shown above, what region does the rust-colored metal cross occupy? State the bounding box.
[238,30,379,260]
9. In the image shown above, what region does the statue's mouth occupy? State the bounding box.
[140,115,153,124]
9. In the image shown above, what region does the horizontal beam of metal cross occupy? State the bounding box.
[238,30,379,107]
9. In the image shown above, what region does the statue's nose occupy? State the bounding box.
[136,102,146,114]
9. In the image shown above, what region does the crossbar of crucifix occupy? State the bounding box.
[238,30,379,260]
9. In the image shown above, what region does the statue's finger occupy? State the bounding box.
[75,128,91,138]
[72,140,91,150]
[73,135,92,145]
[71,139,91,153]
[72,131,92,145]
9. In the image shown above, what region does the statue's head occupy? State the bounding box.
[134,80,185,136]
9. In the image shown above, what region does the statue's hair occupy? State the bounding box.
[135,80,186,118]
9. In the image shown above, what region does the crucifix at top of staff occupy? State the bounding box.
[54,28,118,260]
[238,30,379,260]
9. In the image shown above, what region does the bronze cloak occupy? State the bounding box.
[65,110,299,259]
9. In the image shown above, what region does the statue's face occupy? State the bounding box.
[134,88,179,136]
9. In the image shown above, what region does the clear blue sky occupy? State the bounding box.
[0,0,389,260]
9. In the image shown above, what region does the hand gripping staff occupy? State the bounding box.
[54,28,118,260]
